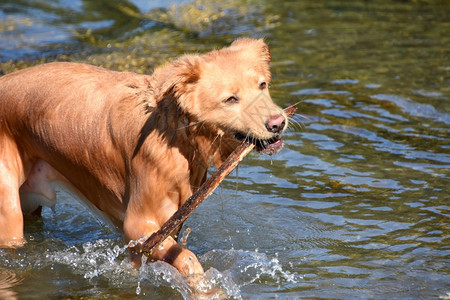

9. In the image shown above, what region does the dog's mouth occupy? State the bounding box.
[234,132,284,155]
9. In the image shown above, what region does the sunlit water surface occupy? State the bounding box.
[0,0,449,299]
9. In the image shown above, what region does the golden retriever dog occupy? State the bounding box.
[0,38,288,289]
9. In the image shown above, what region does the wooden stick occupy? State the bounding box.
[140,104,297,256]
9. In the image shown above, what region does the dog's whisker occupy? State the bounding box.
[287,114,305,130]
[289,120,304,131]
[197,120,208,133]
[290,99,303,107]
[217,134,225,156]
[295,114,309,123]
[211,133,221,147]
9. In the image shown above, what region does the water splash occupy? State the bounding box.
[201,249,298,287]
[56,241,292,298]
[44,239,133,283]
[21,238,243,299]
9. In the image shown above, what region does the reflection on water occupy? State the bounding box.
[1,0,449,299]
[0,268,22,300]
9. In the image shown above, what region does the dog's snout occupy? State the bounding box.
[265,114,286,134]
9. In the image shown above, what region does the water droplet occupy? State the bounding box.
[136,281,141,295]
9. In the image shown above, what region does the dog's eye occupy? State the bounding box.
[259,82,267,90]
[224,96,239,104]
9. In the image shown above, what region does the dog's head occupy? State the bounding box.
[154,38,287,155]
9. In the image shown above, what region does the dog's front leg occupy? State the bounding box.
[128,235,204,276]
[124,211,204,278]
[0,134,27,248]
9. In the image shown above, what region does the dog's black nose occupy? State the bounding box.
[265,114,286,133]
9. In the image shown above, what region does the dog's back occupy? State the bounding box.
[0,63,153,221]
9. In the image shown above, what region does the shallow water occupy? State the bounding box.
[0,0,449,299]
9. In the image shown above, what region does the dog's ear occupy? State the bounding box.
[153,55,201,107]
[231,38,271,64]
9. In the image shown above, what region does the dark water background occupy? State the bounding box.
[0,0,449,299]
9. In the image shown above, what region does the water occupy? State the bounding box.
[1,0,449,299]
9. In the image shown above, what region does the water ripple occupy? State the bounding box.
[372,94,450,125]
